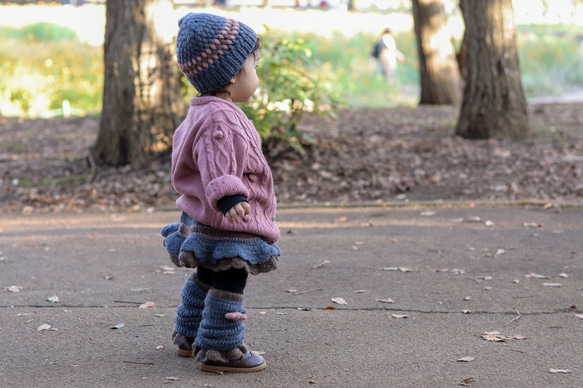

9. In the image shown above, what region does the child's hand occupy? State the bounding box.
[225,201,251,224]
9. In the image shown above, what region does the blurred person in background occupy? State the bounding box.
[371,27,405,84]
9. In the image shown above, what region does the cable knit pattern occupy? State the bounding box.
[171,96,280,244]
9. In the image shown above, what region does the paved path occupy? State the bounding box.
[1,204,582,387]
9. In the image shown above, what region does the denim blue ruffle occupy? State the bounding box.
[161,212,280,268]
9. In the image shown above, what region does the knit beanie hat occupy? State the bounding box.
[176,13,257,95]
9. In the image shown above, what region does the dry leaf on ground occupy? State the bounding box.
[37,324,51,331]
[525,272,548,279]
[549,369,572,374]
[6,285,22,292]
[331,297,347,305]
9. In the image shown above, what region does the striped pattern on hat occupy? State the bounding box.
[176,13,257,95]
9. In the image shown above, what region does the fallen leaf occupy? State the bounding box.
[463,310,472,314]
[543,283,562,287]
[331,297,347,305]
[286,289,298,293]
[525,272,548,279]
[354,289,366,293]
[165,376,180,381]
[375,298,395,303]
[460,377,474,386]
[111,323,125,330]
[47,295,59,303]
[37,324,51,331]
[549,369,572,374]
[481,331,506,342]
[139,301,155,309]
[523,222,543,228]
[380,266,415,272]
[485,220,495,227]
[324,306,335,310]
[156,345,165,351]
[390,314,408,319]
[575,314,583,320]
[313,260,330,269]
[467,216,482,223]
[457,357,475,362]
[509,334,526,340]
[6,285,22,292]
[559,273,569,278]
[464,296,471,301]
[420,211,436,217]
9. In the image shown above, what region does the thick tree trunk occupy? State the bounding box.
[92,0,183,167]
[456,0,529,140]
[412,0,462,105]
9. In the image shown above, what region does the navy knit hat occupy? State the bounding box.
[176,13,257,95]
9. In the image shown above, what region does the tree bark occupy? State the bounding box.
[92,0,183,167]
[412,0,462,105]
[456,0,529,140]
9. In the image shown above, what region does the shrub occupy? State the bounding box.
[239,31,340,154]
[0,23,102,117]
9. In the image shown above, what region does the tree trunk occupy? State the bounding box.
[412,0,462,105]
[456,0,529,140]
[92,0,183,167]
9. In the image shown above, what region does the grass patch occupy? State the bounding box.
[0,20,581,118]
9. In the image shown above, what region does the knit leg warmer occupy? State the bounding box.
[174,274,211,340]
[195,289,249,364]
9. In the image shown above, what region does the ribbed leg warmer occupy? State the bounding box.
[195,289,249,363]
[174,273,211,338]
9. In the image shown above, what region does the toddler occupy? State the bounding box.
[161,12,280,374]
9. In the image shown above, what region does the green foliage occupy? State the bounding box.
[0,23,102,117]
[280,29,419,108]
[518,27,583,96]
[239,31,340,151]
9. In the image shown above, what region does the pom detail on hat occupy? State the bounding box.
[176,13,257,94]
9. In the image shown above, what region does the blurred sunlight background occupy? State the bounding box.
[1,0,582,118]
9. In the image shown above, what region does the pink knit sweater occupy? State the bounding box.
[171,97,280,244]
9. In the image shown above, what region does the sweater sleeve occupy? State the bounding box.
[194,120,250,213]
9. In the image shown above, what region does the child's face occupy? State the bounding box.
[229,52,260,103]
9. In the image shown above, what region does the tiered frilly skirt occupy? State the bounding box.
[161,211,280,274]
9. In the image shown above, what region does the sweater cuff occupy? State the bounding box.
[217,195,248,215]
[205,175,250,212]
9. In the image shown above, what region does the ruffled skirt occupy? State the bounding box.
[161,212,280,274]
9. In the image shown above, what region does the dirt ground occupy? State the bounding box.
[1,103,582,214]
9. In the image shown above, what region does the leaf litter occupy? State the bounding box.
[2,104,582,214]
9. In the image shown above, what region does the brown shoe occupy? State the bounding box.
[200,351,266,373]
[172,331,194,358]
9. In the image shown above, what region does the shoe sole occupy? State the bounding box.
[200,360,266,373]
[177,348,193,357]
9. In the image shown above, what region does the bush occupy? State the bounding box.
[239,31,340,154]
[0,23,102,117]
[518,28,583,96]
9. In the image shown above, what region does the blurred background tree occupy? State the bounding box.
[456,0,530,140]
[91,0,183,168]
[411,0,462,105]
